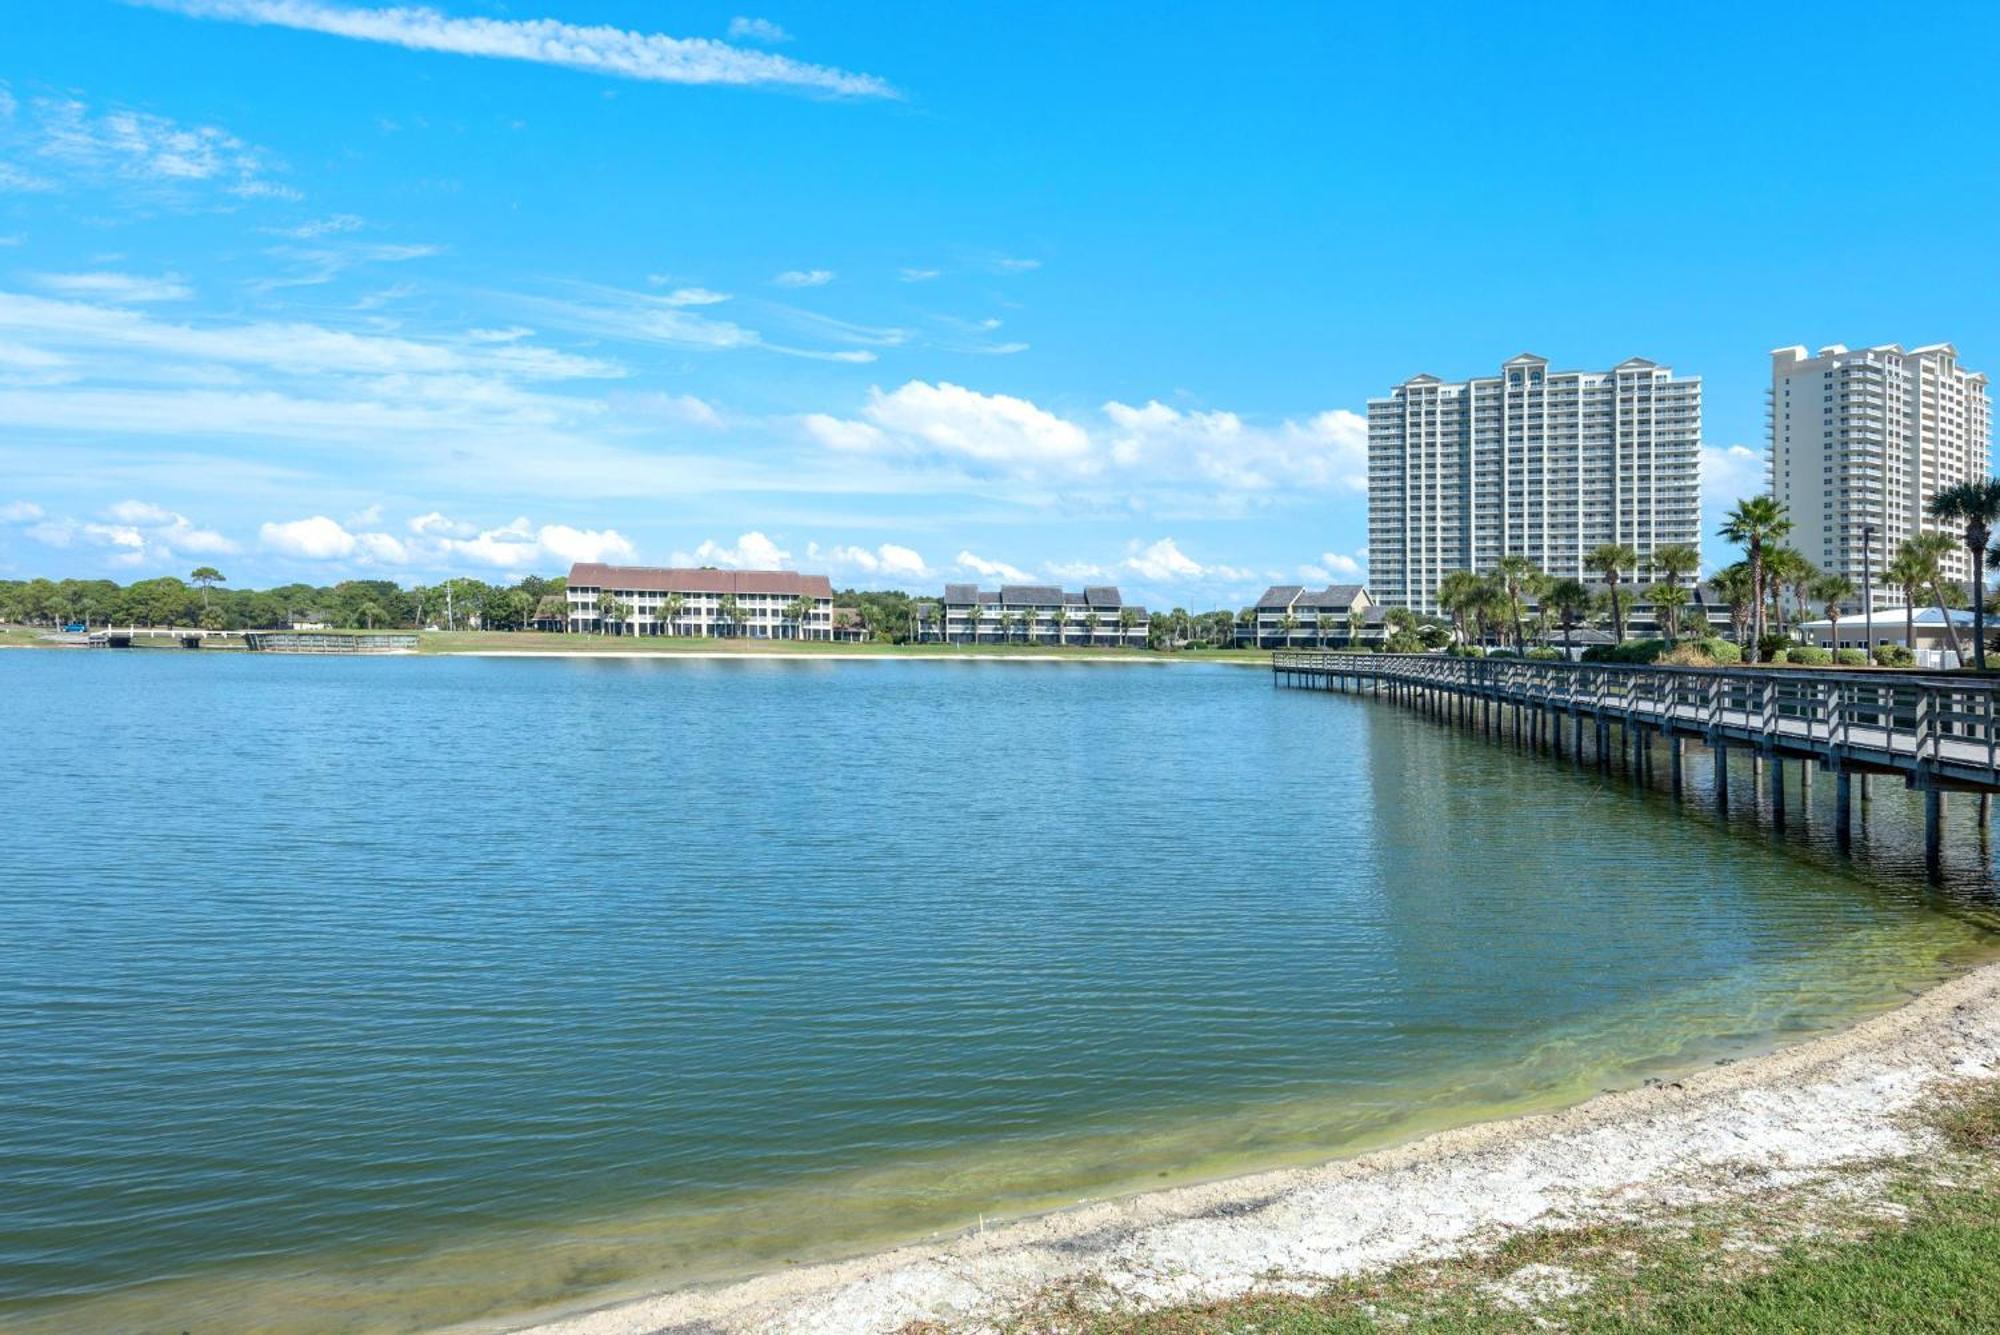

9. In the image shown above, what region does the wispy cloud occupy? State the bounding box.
[33,272,193,303]
[6,94,296,202]
[727,16,790,44]
[772,268,834,288]
[521,282,883,362]
[260,510,633,569]
[147,0,898,99]
[270,212,365,239]
[898,267,941,283]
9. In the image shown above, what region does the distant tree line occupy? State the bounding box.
[0,571,570,632]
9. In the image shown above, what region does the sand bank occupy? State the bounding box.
[506,960,2000,1334]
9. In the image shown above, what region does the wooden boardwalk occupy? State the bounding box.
[1274,650,2000,875]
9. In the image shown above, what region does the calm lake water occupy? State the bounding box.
[6,652,2000,1332]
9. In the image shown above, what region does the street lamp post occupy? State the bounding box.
[1862,523,1876,661]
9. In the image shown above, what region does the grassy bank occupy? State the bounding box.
[416,630,1271,661]
[1010,1082,2000,1334]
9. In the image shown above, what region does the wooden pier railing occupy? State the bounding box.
[1274,650,2000,871]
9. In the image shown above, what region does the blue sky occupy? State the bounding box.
[1,0,1996,607]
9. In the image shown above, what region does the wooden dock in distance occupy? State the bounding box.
[1274,650,2000,877]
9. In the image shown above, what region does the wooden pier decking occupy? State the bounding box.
[1274,650,2000,876]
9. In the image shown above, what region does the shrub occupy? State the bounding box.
[1835,648,1869,667]
[1526,647,1561,661]
[1660,643,1716,667]
[1385,631,1426,654]
[1446,643,1484,658]
[1698,637,1742,664]
[1788,645,1831,666]
[1767,649,1789,665]
[1757,633,1794,660]
[1874,644,1914,667]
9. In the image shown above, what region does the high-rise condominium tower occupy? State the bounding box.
[1770,343,1990,598]
[1366,354,1702,613]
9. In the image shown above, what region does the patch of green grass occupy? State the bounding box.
[413,630,1269,662]
[1027,1082,2000,1335]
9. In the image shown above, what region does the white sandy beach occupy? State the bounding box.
[507,960,2000,1335]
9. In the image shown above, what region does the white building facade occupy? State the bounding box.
[1367,354,1702,614]
[1770,342,1990,598]
[564,564,834,638]
[921,584,1148,646]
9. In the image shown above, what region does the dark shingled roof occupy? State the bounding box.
[1084,586,1122,609]
[943,583,979,604]
[568,564,833,598]
[1296,584,1368,611]
[999,584,1063,606]
[1255,584,1304,611]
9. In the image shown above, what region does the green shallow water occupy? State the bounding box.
[4,654,1998,1332]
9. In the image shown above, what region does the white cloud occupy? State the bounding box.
[157,0,897,98]
[657,286,731,306]
[1322,549,1363,577]
[673,530,791,569]
[773,268,834,288]
[728,16,791,43]
[1,500,44,522]
[822,381,1092,475]
[34,271,193,302]
[1103,401,1369,492]
[409,511,474,538]
[15,95,292,201]
[955,550,1035,583]
[263,511,624,569]
[273,213,364,239]
[898,267,940,283]
[804,381,1368,495]
[1703,442,1766,508]
[94,498,237,554]
[1122,537,1203,581]
[261,514,360,559]
[994,256,1041,273]
[808,540,928,579]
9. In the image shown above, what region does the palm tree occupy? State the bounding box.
[1648,581,1691,645]
[660,593,684,637]
[1586,543,1639,645]
[198,605,225,632]
[1711,562,1756,648]
[357,601,386,630]
[1546,577,1590,659]
[595,590,616,635]
[1887,543,1929,656]
[1494,555,1545,652]
[190,566,225,611]
[783,596,810,641]
[1119,606,1138,645]
[1279,612,1300,647]
[1049,607,1066,647]
[1904,532,1966,662]
[1718,497,1792,662]
[1346,607,1366,647]
[1929,479,2000,670]
[1650,543,1700,590]
[1813,572,1855,652]
[1436,570,1484,645]
[716,593,741,639]
[1094,611,1112,647]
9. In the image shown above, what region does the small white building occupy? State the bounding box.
[1796,604,1976,669]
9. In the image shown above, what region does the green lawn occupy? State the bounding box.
[414,630,1271,662]
[1011,1083,2000,1334]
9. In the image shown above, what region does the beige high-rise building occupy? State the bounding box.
[1770,343,1990,600]
[1367,354,1702,613]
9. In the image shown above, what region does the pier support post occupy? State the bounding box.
[1835,770,1852,850]
[1669,736,1684,799]
[1925,786,1945,879]
[1861,773,1873,803]
[1713,739,1729,813]
[1596,720,1610,773]
[1767,750,1785,830]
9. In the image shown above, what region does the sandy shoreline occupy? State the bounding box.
[504,959,2000,1334]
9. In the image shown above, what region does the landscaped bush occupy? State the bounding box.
[1447,644,1485,658]
[1660,643,1716,666]
[1767,648,1789,664]
[1788,645,1831,665]
[1525,647,1561,661]
[1385,631,1427,654]
[1698,637,1742,664]
[1835,648,1869,667]
[1874,644,1915,667]
[1581,639,1673,665]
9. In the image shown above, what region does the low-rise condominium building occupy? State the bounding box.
[1237,584,1376,647]
[916,584,1149,645]
[565,564,835,637]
